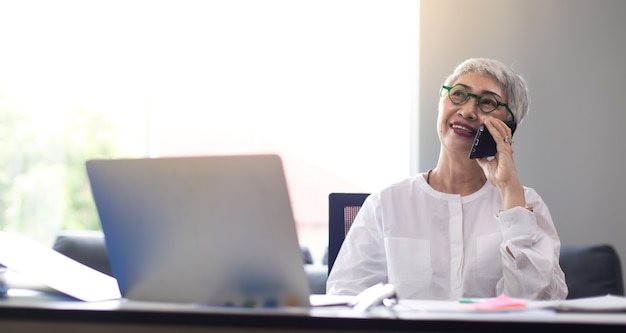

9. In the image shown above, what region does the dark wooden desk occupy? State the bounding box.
[2,291,626,333]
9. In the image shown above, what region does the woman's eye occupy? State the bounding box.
[480,98,497,107]
[451,90,465,97]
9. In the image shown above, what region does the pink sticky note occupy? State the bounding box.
[468,294,527,311]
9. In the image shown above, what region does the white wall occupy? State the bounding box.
[419,0,626,287]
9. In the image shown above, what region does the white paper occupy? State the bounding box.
[398,295,626,313]
[552,295,626,312]
[309,294,355,307]
[0,231,121,302]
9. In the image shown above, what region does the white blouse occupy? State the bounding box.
[326,174,568,300]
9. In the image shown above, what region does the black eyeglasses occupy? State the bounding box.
[440,84,515,123]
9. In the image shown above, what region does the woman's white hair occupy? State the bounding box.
[443,58,529,124]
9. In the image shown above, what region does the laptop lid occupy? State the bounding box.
[86,154,310,307]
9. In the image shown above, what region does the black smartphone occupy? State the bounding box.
[469,120,517,159]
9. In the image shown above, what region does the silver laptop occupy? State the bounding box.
[86,154,310,307]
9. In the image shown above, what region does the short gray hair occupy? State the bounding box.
[443,58,529,124]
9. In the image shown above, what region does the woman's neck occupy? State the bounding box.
[427,155,486,196]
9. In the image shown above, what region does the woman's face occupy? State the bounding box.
[437,72,510,156]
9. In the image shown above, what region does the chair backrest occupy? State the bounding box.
[560,244,624,299]
[53,231,112,276]
[327,193,370,275]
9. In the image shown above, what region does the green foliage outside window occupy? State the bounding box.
[0,92,120,243]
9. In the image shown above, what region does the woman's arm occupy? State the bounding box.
[495,189,569,300]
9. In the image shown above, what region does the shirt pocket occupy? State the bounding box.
[384,237,431,295]
[475,232,503,280]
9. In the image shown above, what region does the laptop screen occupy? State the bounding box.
[86,154,310,307]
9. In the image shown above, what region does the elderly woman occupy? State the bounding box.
[326,58,568,300]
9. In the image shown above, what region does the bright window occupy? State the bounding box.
[0,0,418,263]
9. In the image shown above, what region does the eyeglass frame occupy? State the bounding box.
[440,84,515,123]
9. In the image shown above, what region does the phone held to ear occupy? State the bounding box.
[469,120,517,159]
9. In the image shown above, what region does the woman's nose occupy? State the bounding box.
[458,105,478,120]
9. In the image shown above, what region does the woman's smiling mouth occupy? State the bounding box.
[451,123,477,137]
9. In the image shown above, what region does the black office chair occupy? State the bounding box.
[327,192,370,275]
[53,231,113,276]
[560,244,624,299]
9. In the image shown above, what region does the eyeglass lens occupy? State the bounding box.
[448,85,499,113]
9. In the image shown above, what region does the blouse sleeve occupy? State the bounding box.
[495,188,569,300]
